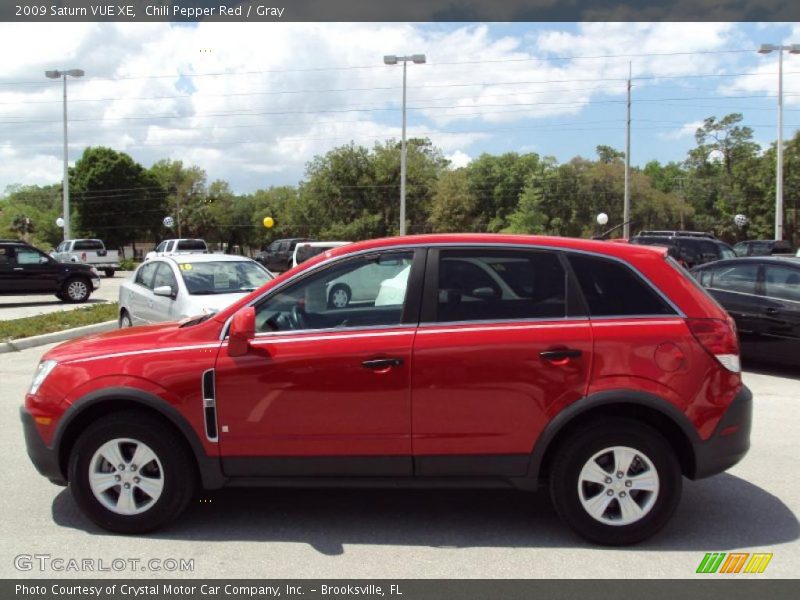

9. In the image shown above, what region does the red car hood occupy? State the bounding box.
[43,321,219,364]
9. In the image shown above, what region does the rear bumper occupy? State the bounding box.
[20,408,66,486]
[691,385,752,479]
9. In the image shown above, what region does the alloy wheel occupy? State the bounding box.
[88,438,164,516]
[577,445,660,526]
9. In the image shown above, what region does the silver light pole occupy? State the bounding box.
[623,62,632,239]
[758,44,800,241]
[45,68,84,241]
[384,54,426,236]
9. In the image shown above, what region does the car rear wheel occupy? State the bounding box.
[68,411,197,533]
[549,418,681,545]
[61,277,91,303]
[328,284,351,309]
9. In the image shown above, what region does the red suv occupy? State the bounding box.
[21,234,751,545]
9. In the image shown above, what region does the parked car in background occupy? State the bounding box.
[118,254,272,327]
[691,256,800,366]
[630,231,735,268]
[51,239,120,277]
[733,239,794,257]
[1,239,100,302]
[144,239,208,261]
[292,241,351,269]
[327,254,410,308]
[24,234,751,545]
[256,238,311,272]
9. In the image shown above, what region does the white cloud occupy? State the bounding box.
[446,150,472,168]
[660,120,705,140]
[0,22,762,195]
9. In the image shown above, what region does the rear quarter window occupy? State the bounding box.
[568,254,675,316]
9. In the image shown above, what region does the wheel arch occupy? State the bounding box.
[528,390,701,485]
[53,387,226,489]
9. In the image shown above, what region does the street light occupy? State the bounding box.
[757,43,800,241]
[384,53,426,235]
[45,68,84,241]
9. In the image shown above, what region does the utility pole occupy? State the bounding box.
[623,62,632,239]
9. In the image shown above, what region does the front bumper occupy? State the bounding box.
[691,385,752,479]
[20,408,66,486]
[91,277,101,290]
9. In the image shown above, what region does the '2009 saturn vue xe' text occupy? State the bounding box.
[21,234,751,545]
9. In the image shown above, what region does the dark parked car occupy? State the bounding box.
[692,257,800,366]
[733,239,794,257]
[256,238,311,272]
[630,231,736,269]
[0,240,101,303]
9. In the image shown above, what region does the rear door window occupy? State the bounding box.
[709,264,759,295]
[432,249,567,322]
[568,254,675,316]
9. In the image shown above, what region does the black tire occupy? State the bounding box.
[67,411,197,534]
[118,310,133,328]
[104,269,115,278]
[549,418,682,546]
[328,283,352,309]
[61,277,91,303]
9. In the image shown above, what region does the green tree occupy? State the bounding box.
[71,147,166,248]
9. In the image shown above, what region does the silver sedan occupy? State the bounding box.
[118,254,273,327]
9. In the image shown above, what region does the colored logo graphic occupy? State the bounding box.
[696,552,773,574]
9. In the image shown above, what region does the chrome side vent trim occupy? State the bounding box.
[202,368,218,442]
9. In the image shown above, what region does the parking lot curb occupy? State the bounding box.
[0,320,117,354]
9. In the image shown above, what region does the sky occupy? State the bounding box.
[1,21,799,196]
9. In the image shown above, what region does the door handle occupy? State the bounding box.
[540,348,583,363]
[362,358,404,370]
[13,267,23,271]
[763,307,779,315]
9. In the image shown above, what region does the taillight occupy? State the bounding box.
[687,317,740,373]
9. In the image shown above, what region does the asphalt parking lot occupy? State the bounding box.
[1,343,798,579]
[0,272,131,320]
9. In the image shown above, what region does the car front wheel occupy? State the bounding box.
[549,418,682,545]
[68,412,197,533]
[61,277,91,303]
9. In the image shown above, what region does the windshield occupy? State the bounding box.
[720,245,736,260]
[179,261,272,295]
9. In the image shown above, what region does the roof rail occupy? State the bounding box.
[636,230,716,239]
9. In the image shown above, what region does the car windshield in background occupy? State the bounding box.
[176,240,207,251]
[179,261,272,295]
[297,245,332,263]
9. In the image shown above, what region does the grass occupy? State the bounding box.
[0,302,118,341]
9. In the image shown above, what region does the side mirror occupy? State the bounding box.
[228,306,256,357]
[472,286,499,299]
[153,285,176,299]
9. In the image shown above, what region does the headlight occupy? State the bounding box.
[30,360,58,395]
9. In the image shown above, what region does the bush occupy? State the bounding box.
[119,258,138,271]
